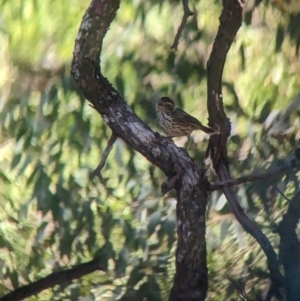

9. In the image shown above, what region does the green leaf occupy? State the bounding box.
[275,26,285,53]
[6,270,19,289]
[10,154,22,169]
[147,211,161,236]
[0,168,10,183]
[214,194,227,212]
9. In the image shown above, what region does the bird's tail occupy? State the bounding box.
[200,125,220,136]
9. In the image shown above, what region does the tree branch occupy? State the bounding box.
[206,0,284,298]
[209,165,289,191]
[89,132,117,181]
[272,182,291,202]
[0,258,106,301]
[219,166,284,299]
[171,0,193,50]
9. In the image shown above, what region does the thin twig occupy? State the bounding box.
[209,165,288,191]
[171,0,194,50]
[89,132,117,181]
[272,182,291,202]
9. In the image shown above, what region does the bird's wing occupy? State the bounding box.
[174,108,215,134]
[174,108,204,126]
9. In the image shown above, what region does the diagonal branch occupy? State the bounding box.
[0,258,106,301]
[206,0,284,297]
[89,132,117,181]
[219,166,285,296]
[171,0,194,50]
[209,164,289,191]
[272,182,291,202]
[71,0,183,177]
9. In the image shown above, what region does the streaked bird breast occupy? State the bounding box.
[157,110,193,136]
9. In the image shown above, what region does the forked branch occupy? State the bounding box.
[206,0,284,298]
[171,0,194,50]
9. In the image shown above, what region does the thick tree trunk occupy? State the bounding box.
[169,173,208,301]
[71,1,209,300]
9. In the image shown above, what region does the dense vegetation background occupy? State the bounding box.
[0,0,300,300]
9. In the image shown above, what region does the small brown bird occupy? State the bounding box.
[156,97,219,138]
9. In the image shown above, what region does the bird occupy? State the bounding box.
[156,96,219,138]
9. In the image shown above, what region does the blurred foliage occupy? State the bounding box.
[0,0,300,300]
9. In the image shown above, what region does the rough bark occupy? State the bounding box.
[278,191,300,301]
[206,0,284,298]
[71,1,208,300]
